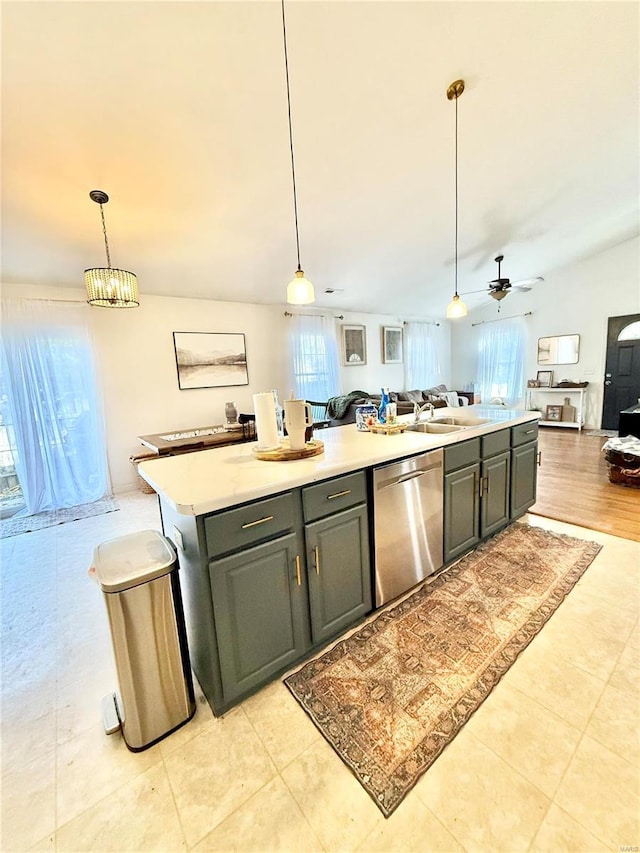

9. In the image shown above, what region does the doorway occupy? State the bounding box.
[602,314,640,430]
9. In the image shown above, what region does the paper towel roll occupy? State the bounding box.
[253,392,280,450]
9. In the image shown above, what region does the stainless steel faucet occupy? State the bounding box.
[413,401,435,422]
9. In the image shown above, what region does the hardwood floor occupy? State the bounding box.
[530,427,640,542]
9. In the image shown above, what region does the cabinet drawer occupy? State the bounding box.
[444,438,481,473]
[205,492,296,558]
[481,428,510,459]
[512,421,539,447]
[302,471,366,523]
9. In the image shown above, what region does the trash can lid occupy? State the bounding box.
[93,529,177,593]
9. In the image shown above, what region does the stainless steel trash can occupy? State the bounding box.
[93,529,196,751]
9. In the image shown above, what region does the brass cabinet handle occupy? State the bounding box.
[295,555,301,586]
[241,515,274,529]
[484,474,490,494]
[525,429,536,434]
[478,474,483,498]
[327,489,351,500]
[314,545,320,575]
[537,451,542,466]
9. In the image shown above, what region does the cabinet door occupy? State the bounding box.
[305,504,372,645]
[209,534,309,704]
[511,441,538,518]
[444,463,480,564]
[480,450,511,538]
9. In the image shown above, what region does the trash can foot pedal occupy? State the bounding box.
[102,692,122,736]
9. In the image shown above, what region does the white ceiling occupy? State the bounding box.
[2,1,638,317]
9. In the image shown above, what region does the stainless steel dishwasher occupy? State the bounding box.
[373,449,443,607]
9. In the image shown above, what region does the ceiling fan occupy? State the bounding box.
[461,255,544,302]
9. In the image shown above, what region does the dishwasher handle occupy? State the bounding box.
[379,466,441,490]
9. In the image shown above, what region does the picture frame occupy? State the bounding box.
[527,379,540,388]
[382,326,403,364]
[545,404,563,422]
[342,324,367,366]
[172,331,249,390]
[537,370,554,388]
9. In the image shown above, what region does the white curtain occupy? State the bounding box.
[404,322,441,389]
[287,314,340,401]
[477,317,527,406]
[0,298,110,514]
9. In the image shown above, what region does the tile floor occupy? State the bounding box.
[1,490,638,852]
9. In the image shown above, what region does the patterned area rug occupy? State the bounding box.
[0,497,120,538]
[285,523,602,817]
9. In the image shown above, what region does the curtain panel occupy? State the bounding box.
[404,322,441,390]
[287,314,340,402]
[1,298,110,514]
[477,316,527,406]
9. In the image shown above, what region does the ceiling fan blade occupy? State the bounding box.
[513,284,532,292]
[459,287,492,295]
[511,276,544,288]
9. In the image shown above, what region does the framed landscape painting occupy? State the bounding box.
[382,326,403,364]
[173,332,249,389]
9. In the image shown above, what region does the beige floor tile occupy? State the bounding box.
[1,693,56,776]
[193,775,322,852]
[524,606,625,682]
[241,680,321,770]
[464,681,582,798]
[27,834,55,851]
[163,707,277,848]
[585,681,640,766]
[553,585,638,644]
[281,737,381,852]
[55,667,117,746]
[159,691,216,758]
[414,727,550,852]
[628,620,640,650]
[56,723,162,827]
[1,749,56,852]
[55,761,185,852]
[500,636,606,730]
[555,734,640,848]
[530,803,610,852]
[356,794,464,852]
[608,642,640,693]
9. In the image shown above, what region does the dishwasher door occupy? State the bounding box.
[373,449,443,607]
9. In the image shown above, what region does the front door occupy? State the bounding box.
[602,314,640,430]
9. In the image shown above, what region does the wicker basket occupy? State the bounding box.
[605,448,640,488]
[129,452,157,494]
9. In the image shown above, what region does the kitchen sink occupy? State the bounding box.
[432,416,492,427]
[406,422,466,434]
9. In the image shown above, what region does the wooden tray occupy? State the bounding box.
[252,439,324,461]
[368,423,408,435]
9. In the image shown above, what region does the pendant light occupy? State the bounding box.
[85,190,139,308]
[445,79,467,319]
[281,0,315,305]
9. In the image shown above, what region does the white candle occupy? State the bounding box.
[253,392,280,450]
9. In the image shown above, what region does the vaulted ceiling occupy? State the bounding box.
[2,1,638,317]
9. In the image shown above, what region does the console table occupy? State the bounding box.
[524,386,586,431]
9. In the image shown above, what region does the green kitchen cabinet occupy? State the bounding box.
[444,429,511,564]
[209,533,310,704]
[305,504,371,645]
[444,461,481,563]
[480,450,511,538]
[510,422,539,519]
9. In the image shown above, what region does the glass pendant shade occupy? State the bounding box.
[490,289,508,301]
[85,267,139,307]
[446,294,467,319]
[286,269,315,305]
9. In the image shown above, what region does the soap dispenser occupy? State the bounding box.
[378,387,390,424]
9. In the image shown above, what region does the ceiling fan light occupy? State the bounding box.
[446,294,467,318]
[287,269,315,305]
[490,289,508,301]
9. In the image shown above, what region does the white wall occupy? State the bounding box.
[450,236,640,429]
[2,284,450,492]
[334,310,451,396]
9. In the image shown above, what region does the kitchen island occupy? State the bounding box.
[139,406,539,715]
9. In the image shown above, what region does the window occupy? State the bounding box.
[1,298,109,514]
[404,322,441,389]
[477,317,527,405]
[287,314,340,401]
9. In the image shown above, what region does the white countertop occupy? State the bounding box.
[138,406,539,516]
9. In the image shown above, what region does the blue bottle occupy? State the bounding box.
[378,387,390,424]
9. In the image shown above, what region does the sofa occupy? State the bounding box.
[325,385,469,427]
